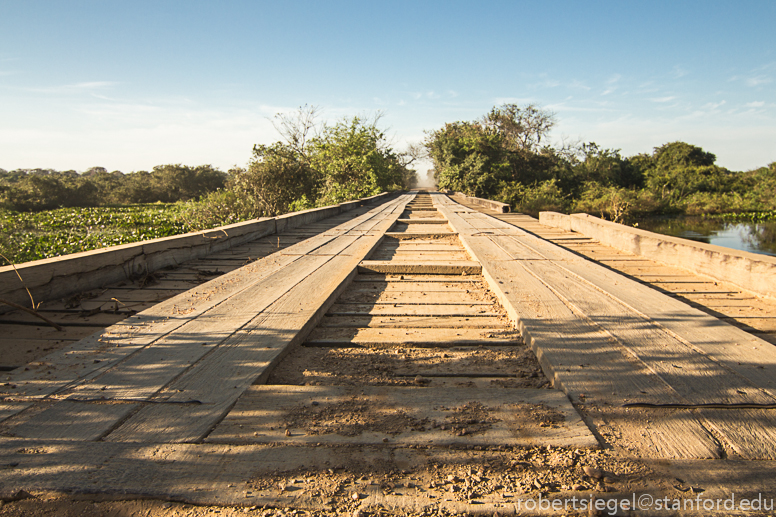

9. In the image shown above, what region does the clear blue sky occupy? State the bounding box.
[1,0,774,174]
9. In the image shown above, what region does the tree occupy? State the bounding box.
[425,121,510,196]
[480,103,556,152]
[654,141,716,169]
[425,104,560,198]
[149,164,227,202]
[224,107,410,216]
[311,115,406,205]
[236,143,316,216]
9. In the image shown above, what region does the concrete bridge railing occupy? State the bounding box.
[540,211,776,300]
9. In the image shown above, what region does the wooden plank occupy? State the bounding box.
[346,281,485,293]
[0,323,105,341]
[328,303,500,317]
[698,408,776,459]
[104,257,380,443]
[354,274,480,282]
[206,386,597,448]
[378,244,463,252]
[369,251,470,261]
[335,289,490,305]
[305,327,521,346]
[0,310,128,326]
[0,403,30,424]
[396,218,449,224]
[358,261,481,275]
[446,200,776,395]
[384,232,456,240]
[3,400,136,441]
[318,315,508,328]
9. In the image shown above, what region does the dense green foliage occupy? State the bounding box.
[426,104,776,222]
[0,204,196,265]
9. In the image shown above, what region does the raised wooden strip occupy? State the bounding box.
[358,261,481,275]
[384,232,456,240]
[500,225,776,401]
[305,327,520,346]
[369,252,470,261]
[379,243,463,252]
[206,385,597,448]
[318,315,507,328]
[336,289,490,305]
[353,274,480,283]
[100,199,412,443]
[396,218,449,224]
[327,303,500,317]
[435,196,723,459]
[347,281,485,293]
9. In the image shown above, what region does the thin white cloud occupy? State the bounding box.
[24,81,119,94]
[568,80,591,91]
[746,76,772,87]
[69,81,116,89]
[493,96,534,106]
[672,65,688,78]
[702,100,726,110]
[745,101,765,108]
[651,96,676,103]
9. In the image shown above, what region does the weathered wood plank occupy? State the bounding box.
[384,232,456,240]
[345,281,485,293]
[305,327,521,346]
[4,400,136,440]
[353,274,481,283]
[358,261,481,275]
[369,251,470,261]
[319,315,506,328]
[206,386,597,448]
[336,289,490,305]
[327,303,500,317]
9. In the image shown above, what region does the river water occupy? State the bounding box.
[635,217,776,257]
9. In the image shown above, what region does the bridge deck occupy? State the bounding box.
[2,192,776,512]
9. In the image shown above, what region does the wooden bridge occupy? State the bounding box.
[1,191,776,513]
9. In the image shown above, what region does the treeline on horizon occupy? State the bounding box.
[3,104,776,226]
[0,107,418,229]
[427,104,776,222]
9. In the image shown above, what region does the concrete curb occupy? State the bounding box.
[0,192,391,312]
[539,211,776,300]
